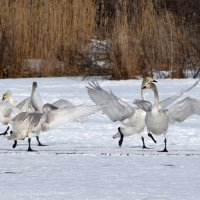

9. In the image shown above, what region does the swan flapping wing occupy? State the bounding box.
[167,97,200,123]
[9,112,43,140]
[16,97,35,112]
[52,99,89,122]
[42,105,101,131]
[160,79,199,109]
[52,99,74,109]
[133,99,152,112]
[86,81,135,122]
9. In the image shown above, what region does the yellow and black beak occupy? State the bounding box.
[2,95,6,100]
[142,85,146,89]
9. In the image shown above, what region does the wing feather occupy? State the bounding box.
[16,97,35,112]
[160,79,199,109]
[42,105,100,131]
[52,99,74,108]
[86,81,135,122]
[167,97,200,123]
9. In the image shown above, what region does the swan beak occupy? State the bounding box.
[153,79,157,83]
[2,95,5,100]
[142,86,146,89]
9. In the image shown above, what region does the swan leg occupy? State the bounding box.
[13,140,17,148]
[159,138,168,152]
[141,137,148,149]
[36,136,46,146]
[148,133,157,143]
[27,138,34,151]
[118,127,124,147]
[0,126,9,136]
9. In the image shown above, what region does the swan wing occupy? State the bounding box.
[42,105,101,131]
[133,99,152,112]
[9,112,43,140]
[52,99,89,122]
[160,79,199,109]
[167,97,200,123]
[52,99,74,108]
[86,81,135,122]
[16,97,35,112]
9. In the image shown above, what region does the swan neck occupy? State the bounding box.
[31,85,42,112]
[141,89,145,100]
[152,85,159,106]
[9,96,14,105]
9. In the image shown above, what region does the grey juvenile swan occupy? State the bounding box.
[8,103,101,151]
[138,81,200,152]
[87,78,199,148]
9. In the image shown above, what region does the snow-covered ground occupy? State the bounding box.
[0,77,199,200]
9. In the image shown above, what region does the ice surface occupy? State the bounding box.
[0,77,199,200]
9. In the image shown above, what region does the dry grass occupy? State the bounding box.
[0,0,199,79]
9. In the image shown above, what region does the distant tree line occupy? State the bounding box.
[0,0,199,79]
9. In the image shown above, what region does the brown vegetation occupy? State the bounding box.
[0,0,199,79]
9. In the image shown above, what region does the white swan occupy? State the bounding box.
[137,81,200,152]
[8,103,101,151]
[11,81,87,149]
[31,82,88,123]
[2,90,34,112]
[87,78,199,148]
[0,90,35,136]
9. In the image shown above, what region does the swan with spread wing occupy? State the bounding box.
[136,81,200,152]
[8,102,101,151]
[87,78,199,148]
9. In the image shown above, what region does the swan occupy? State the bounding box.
[31,82,88,123]
[87,78,199,148]
[0,90,35,136]
[10,82,78,148]
[2,90,34,112]
[7,103,101,151]
[137,81,200,152]
[86,78,158,148]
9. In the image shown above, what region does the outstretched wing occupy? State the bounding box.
[133,99,152,112]
[160,79,199,109]
[52,99,74,109]
[86,81,135,122]
[167,97,200,123]
[16,97,35,112]
[42,105,101,131]
[49,99,88,123]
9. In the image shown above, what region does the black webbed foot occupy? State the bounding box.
[158,148,168,152]
[13,140,17,148]
[141,136,149,149]
[158,138,168,152]
[27,147,36,152]
[38,143,47,146]
[36,136,47,146]
[27,138,35,152]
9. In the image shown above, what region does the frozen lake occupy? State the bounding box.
[0,77,199,200]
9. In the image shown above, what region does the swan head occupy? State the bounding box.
[32,82,38,88]
[2,91,12,100]
[146,77,157,83]
[142,82,156,89]
[2,91,14,105]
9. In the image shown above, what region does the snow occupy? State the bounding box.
[0,77,200,200]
